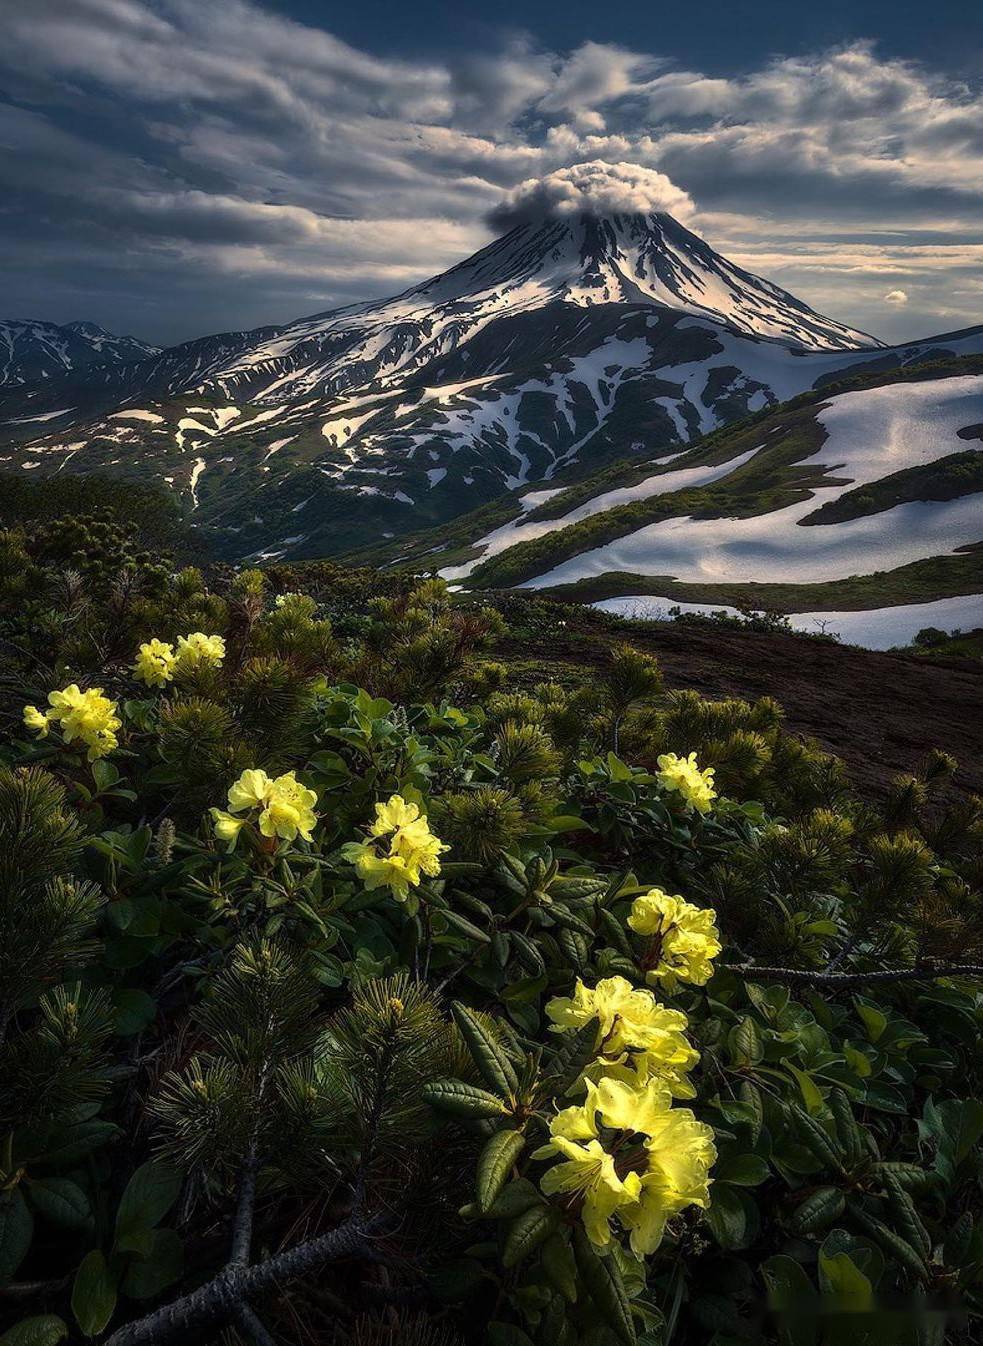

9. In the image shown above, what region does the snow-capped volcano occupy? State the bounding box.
[164,210,878,405]
[0,211,970,565]
[400,212,880,351]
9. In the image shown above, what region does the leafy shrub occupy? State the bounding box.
[0,558,982,1345]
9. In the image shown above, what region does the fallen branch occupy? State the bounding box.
[104,1213,381,1346]
[728,961,983,989]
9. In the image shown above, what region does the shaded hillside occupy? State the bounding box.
[490,597,983,801]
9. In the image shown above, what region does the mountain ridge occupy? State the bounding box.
[0,211,975,567]
[0,319,160,389]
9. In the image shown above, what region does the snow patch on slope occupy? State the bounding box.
[518,375,983,590]
[593,593,983,652]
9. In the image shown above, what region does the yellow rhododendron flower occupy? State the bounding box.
[619,1108,717,1256]
[540,1138,642,1249]
[547,976,692,1057]
[212,768,318,849]
[22,705,50,736]
[582,1044,699,1101]
[211,811,246,845]
[535,1075,675,1161]
[133,638,177,687]
[258,772,318,842]
[629,888,722,992]
[342,794,449,902]
[371,795,423,836]
[175,632,226,669]
[656,752,717,814]
[25,684,121,760]
[227,768,273,813]
[344,845,418,902]
[535,1071,713,1252]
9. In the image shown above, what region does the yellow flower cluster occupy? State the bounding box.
[23,685,122,760]
[656,751,717,814]
[176,632,226,669]
[211,768,318,847]
[133,638,177,687]
[629,889,722,993]
[132,632,225,687]
[540,976,715,1254]
[547,976,698,1096]
[342,794,449,902]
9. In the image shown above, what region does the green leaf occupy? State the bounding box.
[120,1229,184,1300]
[0,1191,33,1287]
[0,1316,69,1346]
[715,1154,770,1187]
[460,1178,542,1222]
[476,1130,526,1214]
[91,759,120,792]
[112,989,157,1037]
[31,1119,119,1167]
[705,1184,758,1250]
[818,1251,873,1310]
[542,1233,578,1304]
[943,1210,973,1267]
[543,815,591,833]
[502,1204,557,1268]
[114,1162,182,1248]
[547,1020,600,1091]
[828,1089,864,1170]
[451,1003,519,1097]
[739,1081,764,1144]
[788,1186,846,1234]
[761,1256,819,1346]
[597,908,634,958]
[849,1205,929,1281]
[487,1325,535,1346]
[572,1227,636,1346]
[921,1098,983,1185]
[26,1178,92,1232]
[787,1105,844,1176]
[882,1171,932,1262]
[423,1079,507,1119]
[786,1065,824,1115]
[71,1251,117,1338]
[510,931,546,974]
[729,1016,764,1067]
[761,1254,817,1312]
[441,910,491,944]
[547,905,595,939]
[852,997,888,1043]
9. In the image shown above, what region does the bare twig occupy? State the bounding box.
[233,1302,278,1346]
[729,960,983,989]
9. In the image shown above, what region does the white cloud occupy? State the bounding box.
[0,1,980,343]
[487,161,695,229]
[885,289,909,304]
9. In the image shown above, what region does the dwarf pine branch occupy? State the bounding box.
[103,1212,383,1346]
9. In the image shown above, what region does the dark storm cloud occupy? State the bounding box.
[1,1,980,344]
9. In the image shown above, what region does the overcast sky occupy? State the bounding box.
[2,0,981,346]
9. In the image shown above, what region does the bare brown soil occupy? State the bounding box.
[498,615,983,799]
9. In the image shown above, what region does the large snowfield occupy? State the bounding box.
[510,375,983,595]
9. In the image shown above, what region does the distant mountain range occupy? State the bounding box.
[0,213,980,644]
[0,319,159,389]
